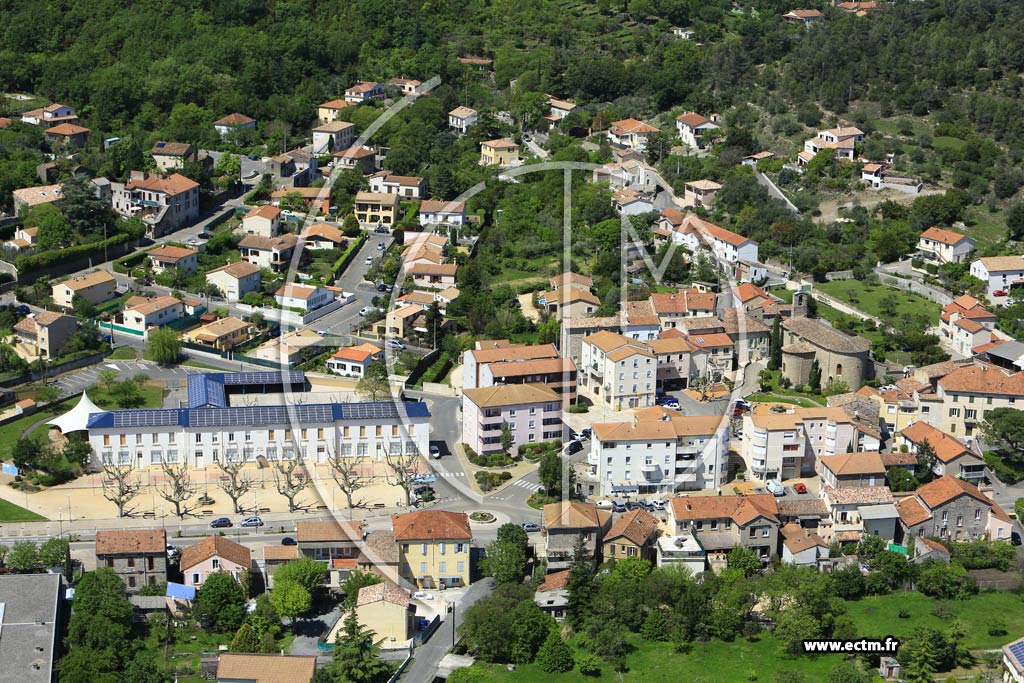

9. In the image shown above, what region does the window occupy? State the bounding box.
[457,561,465,573]
[192,573,201,585]
[127,558,135,568]
[439,562,447,573]
[148,557,155,570]
[228,432,235,442]
[529,407,536,415]
[440,542,446,555]
[965,409,977,420]
[975,508,982,520]
[421,543,427,554]
[128,576,136,588]
[456,544,465,553]
[749,527,756,538]
[956,515,963,527]
[949,408,960,417]
[212,559,220,569]
[420,562,427,574]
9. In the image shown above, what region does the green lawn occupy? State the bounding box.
[0,497,45,520]
[95,292,135,315]
[845,591,1024,650]
[745,392,826,408]
[961,205,1007,248]
[0,398,74,460]
[467,633,843,683]
[143,622,295,681]
[107,346,138,360]
[815,279,940,322]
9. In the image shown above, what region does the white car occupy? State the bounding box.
[364,256,374,266]
[358,306,377,317]
[412,591,434,601]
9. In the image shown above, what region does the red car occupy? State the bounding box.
[793,482,808,494]
[994,290,1008,297]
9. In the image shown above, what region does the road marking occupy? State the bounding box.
[512,481,541,491]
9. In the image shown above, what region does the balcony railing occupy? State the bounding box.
[482,423,501,432]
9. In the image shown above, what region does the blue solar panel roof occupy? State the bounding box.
[187,371,307,409]
[86,400,430,429]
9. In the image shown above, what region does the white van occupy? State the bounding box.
[594,500,614,510]
[765,479,785,497]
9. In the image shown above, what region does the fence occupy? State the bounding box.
[876,272,952,305]
[404,349,443,388]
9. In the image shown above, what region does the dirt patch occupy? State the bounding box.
[815,187,944,224]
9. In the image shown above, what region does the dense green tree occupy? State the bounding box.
[193,572,246,631]
[339,570,382,607]
[509,599,555,664]
[565,534,597,628]
[481,534,528,584]
[144,327,181,365]
[535,629,574,673]
[270,579,311,622]
[459,583,534,662]
[330,607,392,683]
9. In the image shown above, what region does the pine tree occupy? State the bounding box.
[332,606,392,683]
[535,630,574,673]
[565,534,596,628]
[808,360,821,393]
[769,315,782,371]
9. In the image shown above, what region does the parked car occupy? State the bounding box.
[522,522,541,532]
[166,544,179,557]
[522,134,532,142]
[594,500,614,510]
[565,440,583,455]
[430,445,442,459]
[611,501,626,513]
[240,516,263,528]
[281,537,297,546]
[364,255,374,265]
[650,500,666,511]
[412,591,434,601]
[386,339,406,350]
[1013,531,1022,546]
[411,474,436,484]
[994,290,1008,297]
[413,485,434,496]
[374,225,388,233]
[377,241,385,250]
[376,283,394,292]
[15,305,29,316]
[210,517,232,528]
[358,306,376,316]
[765,480,785,497]
[793,482,808,494]
[580,428,592,440]
[625,501,642,511]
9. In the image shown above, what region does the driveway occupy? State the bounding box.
[398,578,496,683]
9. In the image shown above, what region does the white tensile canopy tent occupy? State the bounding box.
[47,391,101,434]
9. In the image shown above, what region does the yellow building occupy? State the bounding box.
[355,583,415,645]
[479,139,521,167]
[601,508,660,564]
[353,191,400,227]
[186,316,254,352]
[393,510,472,589]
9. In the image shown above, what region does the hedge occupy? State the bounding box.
[17,231,137,272]
[329,231,367,280]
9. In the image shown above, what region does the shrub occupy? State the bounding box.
[535,631,574,673]
[567,403,589,413]
[577,653,602,676]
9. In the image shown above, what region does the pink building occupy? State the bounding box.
[461,384,563,455]
[179,535,252,588]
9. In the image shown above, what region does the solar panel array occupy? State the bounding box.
[189,404,334,427]
[1008,640,1024,667]
[113,409,181,428]
[223,371,304,386]
[187,373,226,408]
[337,402,403,420]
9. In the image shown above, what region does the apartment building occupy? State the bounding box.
[933,363,1024,437]
[741,406,857,481]
[579,330,657,411]
[543,502,613,570]
[589,414,728,496]
[668,213,759,265]
[354,191,400,227]
[241,205,282,238]
[669,494,780,560]
[239,234,299,273]
[462,384,563,455]
[87,372,431,469]
[95,529,167,592]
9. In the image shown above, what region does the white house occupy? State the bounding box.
[970,255,1024,297]
[802,127,864,162]
[675,112,719,149]
[213,113,256,138]
[344,81,385,103]
[606,119,660,151]
[119,295,184,336]
[274,284,333,312]
[21,103,77,127]
[326,343,385,378]
[917,227,974,265]
[206,261,262,302]
[312,121,356,155]
[241,205,282,238]
[669,214,759,265]
[418,200,466,227]
[448,106,478,135]
[368,173,427,199]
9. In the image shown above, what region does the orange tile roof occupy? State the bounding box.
[920,226,969,246]
[897,496,931,527]
[207,261,261,278]
[536,569,571,592]
[671,494,778,526]
[463,383,559,408]
[676,112,712,128]
[331,346,378,363]
[296,520,363,543]
[46,122,89,136]
[126,173,199,195]
[96,529,166,555]
[215,113,255,126]
[820,451,886,476]
[263,545,300,561]
[481,138,518,149]
[938,365,1024,396]
[216,654,316,683]
[605,508,660,546]
[392,510,472,541]
[319,99,351,109]
[180,535,251,571]
[610,118,660,135]
[649,288,717,314]
[686,332,734,349]
[356,582,409,607]
[245,205,281,221]
[915,475,992,510]
[149,245,197,262]
[544,501,605,530]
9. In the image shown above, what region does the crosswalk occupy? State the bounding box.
[511,480,542,491]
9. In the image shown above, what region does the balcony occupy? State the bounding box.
[588,363,602,377]
[642,464,662,481]
[675,471,699,484]
[482,423,501,432]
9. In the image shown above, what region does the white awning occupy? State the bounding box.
[47,391,101,434]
